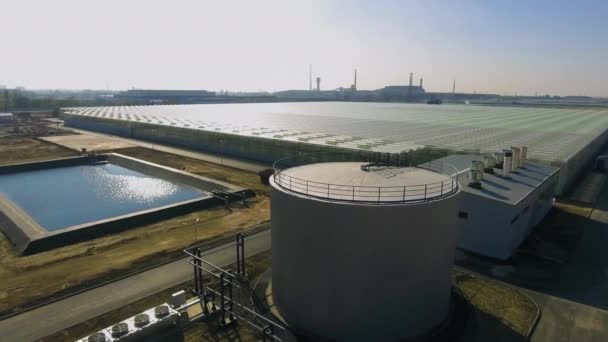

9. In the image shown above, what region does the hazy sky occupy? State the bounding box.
[2,0,607,96]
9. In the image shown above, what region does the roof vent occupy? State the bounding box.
[469,170,483,189]
[87,332,106,342]
[493,152,504,169]
[510,147,521,170]
[483,156,496,173]
[134,313,150,328]
[111,322,129,338]
[154,305,170,319]
[503,150,513,177]
[469,161,484,189]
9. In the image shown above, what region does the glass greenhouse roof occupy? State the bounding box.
[63,102,608,163]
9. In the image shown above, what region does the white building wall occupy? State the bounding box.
[456,172,558,260]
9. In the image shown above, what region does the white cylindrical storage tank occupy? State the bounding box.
[270,162,461,341]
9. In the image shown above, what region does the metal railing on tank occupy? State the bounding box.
[272,151,459,204]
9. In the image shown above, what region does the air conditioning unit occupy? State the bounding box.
[76,304,179,342]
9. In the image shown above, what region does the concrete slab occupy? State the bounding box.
[39,134,135,151]
[525,290,608,342]
[567,172,606,204]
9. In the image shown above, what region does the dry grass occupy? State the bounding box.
[0,137,76,165]
[0,138,270,316]
[453,270,537,336]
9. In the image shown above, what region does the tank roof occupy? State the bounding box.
[273,162,457,203]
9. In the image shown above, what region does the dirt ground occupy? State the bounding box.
[0,137,76,165]
[0,138,270,317]
[39,134,136,151]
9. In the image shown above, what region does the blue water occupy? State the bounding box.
[0,163,205,231]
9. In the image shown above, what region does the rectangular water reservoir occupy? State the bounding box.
[0,153,249,254]
[0,163,206,231]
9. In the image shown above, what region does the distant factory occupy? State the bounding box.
[115,89,216,104]
[275,69,427,102]
[114,89,275,105]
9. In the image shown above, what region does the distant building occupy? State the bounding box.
[115,89,216,104]
[0,112,14,123]
[377,85,425,100]
[274,90,346,101]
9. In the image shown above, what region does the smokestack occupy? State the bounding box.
[521,146,528,167]
[409,73,413,87]
[503,150,513,177]
[419,78,423,89]
[452,80,456,94]
[353,68,357,91]
[316,77,321,91]
[309,64,312,91]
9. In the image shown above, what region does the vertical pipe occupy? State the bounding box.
[193,248,200,294]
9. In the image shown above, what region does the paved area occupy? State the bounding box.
[547,179,608,309]
[39,134,135,151]
[521,168,608,341]
[0,229,270,342]
[526,289,608,342]
[568,172,606,204]
[58,125,269,173]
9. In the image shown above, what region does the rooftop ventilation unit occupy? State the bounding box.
[521,146,528,167]
[493,152,504,168]
[76,304,179,342]
[469,161,484,189]
[503,150,513,177]
[86,332,109,342]
[483,156,496,173]
[511,147,521,170]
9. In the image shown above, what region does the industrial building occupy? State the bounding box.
[0,112,14,123]
[115,89,216,104]
[270,157,461,340]
[422,151,559,260]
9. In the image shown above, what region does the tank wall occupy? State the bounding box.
[270,180,461,341]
